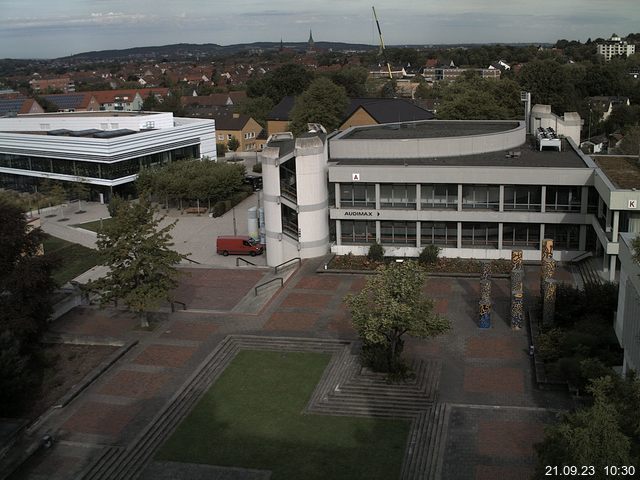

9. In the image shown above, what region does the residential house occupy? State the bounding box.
[88,89,170,111]
[215,111,263,152]
[29,76,75,93]
[41,93,100,112]
[0,97,44,116]
[266,96,434,136]
[588,96,631,121]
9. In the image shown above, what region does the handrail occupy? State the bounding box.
[254,277,283,296]
[274,257,301,274]
[570,251,593,264]
[236,257,257,267]
[184,256,201,265]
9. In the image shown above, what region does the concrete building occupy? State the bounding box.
[597,34,636,61]
[259,106,640,279]
[614,233,640,374]
[0,111,216,200]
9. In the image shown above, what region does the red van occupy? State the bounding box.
[216,236,264,256]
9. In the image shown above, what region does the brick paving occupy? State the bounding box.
[97,370,172,399]
[62,401,141,438]
[132,344,197,369]
[13,258,579,480]
[463,367,525,394]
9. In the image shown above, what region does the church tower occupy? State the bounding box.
[307,29,315,54]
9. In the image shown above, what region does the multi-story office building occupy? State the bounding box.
[614,233,640,374]
[261,106,640,281]
[597,34,636,61]
[0,111,216,200]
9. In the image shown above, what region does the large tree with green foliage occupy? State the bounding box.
[345,261,450,374]
[289,77,349,135]
[535,376,637,478]
[0,198,57,415]
[238,95,274,128]
[246,64,314,104]
[87,200,188,327]
[438,74,523,120]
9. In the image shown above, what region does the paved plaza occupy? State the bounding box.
[5,258,577,480]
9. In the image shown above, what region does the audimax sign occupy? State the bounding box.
[343,211,380,217]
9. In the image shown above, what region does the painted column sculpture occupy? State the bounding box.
[479,263,492,328]
[510,249,524,329]
[540,239,557,325]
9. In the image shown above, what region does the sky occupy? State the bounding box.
[1,0,639,59]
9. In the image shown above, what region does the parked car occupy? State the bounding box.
[216,236,264,256]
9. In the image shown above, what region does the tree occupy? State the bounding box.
[535,376,634,478]
[616,126,640,155]
[517,60,578,113]
[0,198,57,415]
[438,75,523,120]
[345,261,450,374]
[237,96,274,128]
[633,233,640,265]
[227,135,240,152]
[289,77,349,135]
[87,200,189,327]
[246,64,314,104]
[328,66,369,98]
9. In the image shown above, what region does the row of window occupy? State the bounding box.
[338,183,592,213]
[0,146,199,180]
[340,221,580,250]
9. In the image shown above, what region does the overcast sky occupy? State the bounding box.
[1,0,639,59]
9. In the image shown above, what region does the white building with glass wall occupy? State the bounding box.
[260,106,640,280]
[0,111,216,200]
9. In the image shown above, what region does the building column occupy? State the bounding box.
[416,221,421,248]
[539,224,545,251]
[606,208,612,233]
[415,184,421,211]
[335,220,342,246]
[609,255,617,282]
[612,210,620,240]
[375,183,381,210]
[457,184,463,212]
[376,220,381,243]
[580,186,589,214]
[499,185,504,212]
[457,221,462,249]
[334,183,341,208]
[579,225,587,251]
[540,186,546,213]
[498,223,503,251]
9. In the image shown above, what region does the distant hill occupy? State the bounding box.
[59,42,378,61]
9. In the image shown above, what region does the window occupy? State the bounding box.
[461,223,499,248]
[462,185,500,210]
[503,223,540,248]
[281,204,298,239]
[279,159,297,201]
[544,224,580,250]
[227,134,232,140]
[545,186,581,212]
[341,221,376,244]
[218,134,224,140]
[421,222,457,246]
[421,184,457,209]
[503,185,541,211]
[340,183,375,208]
[380,221,416,245]
[379,184,416,209]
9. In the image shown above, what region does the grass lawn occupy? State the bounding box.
[156,350,410,480]
[73,217,113,232]
[43,236,102,285]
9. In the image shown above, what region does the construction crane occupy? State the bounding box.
[372,6,393,79]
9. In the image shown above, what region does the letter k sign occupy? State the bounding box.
[629,199,637,209]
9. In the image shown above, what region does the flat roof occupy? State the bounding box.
[18,111,159,118]
[341,120,521,140]
[593,156,640,189]
[331,137,589,169]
